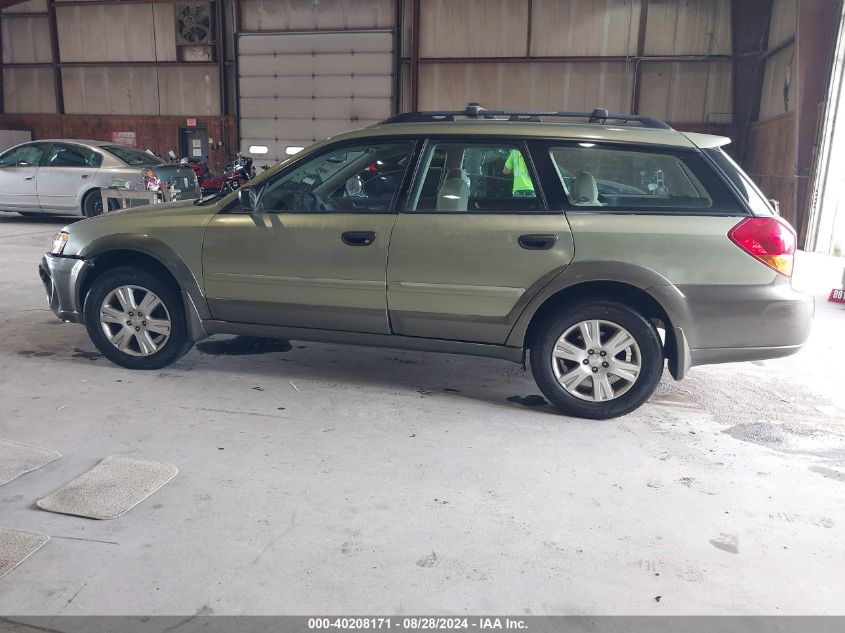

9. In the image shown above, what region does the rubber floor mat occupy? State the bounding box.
[36,456,177,520]
[0,528,49,580]
[0,440,60,486]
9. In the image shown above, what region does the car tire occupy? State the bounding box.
[82,190,118,217]
[83,267,193,370]
[530,299,664,419]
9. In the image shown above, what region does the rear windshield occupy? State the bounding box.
[103,145,162,166]
[704,148,774,215]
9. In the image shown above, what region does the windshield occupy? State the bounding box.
[103,145,162,166]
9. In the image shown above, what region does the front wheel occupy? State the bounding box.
[530,300,664,419]
[83,267,193,369]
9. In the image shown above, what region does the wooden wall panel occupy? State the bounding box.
[419,0,528,58]
[1,0,47,13]
[0,113,238,173]
[645,0,731,55]
[2,67,55,113]
[417,62,634,113]
[745,114,797,225]
[638,60,732,123]
[769,0,797,45]
[56,3,164,62]
[157,66,220,116]
[62,66,160,115]
[531,0,640,57]
[1,16,51,64]
[152,3,178,62]
[759,44,796,120]
[241,0,395,31]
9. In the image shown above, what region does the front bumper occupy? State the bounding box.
[38,254,91,323]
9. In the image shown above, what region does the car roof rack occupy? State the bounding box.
[381,104,673,130]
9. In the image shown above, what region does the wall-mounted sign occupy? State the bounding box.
[111,131,137,147]
[186,118,197,127]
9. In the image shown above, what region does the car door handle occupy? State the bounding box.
[518,234,558,250]
[24,176,34,180]
[342,231,376,247]
[80,174,90,179]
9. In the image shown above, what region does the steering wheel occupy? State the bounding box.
[302,190,333,212]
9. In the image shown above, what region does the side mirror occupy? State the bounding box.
[239,187,256,212]
[769,199,781,216]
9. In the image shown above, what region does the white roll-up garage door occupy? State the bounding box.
[238,30,394,167]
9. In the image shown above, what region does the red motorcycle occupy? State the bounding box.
[180,157,225,196]
[221,153,256,193]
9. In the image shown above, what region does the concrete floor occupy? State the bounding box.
[0,212,843,616]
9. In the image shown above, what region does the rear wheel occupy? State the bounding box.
[82,190,119,217]
[83,267,192,369]
[530,300,663,419]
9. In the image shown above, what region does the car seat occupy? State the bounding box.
[574,171,600,205]
[437,168,471,211]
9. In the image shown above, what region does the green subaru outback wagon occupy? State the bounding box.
[40,106,813,419]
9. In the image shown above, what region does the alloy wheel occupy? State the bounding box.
[551,319,642,402]
[99,285,172,357]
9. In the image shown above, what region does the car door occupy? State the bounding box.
[37,143,102,212]
[202,138,417,333]
[387,138,575,344]
[0,143,48,211]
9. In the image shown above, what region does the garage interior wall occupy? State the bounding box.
[0,0,841,239]
[237,0,396,168]
[0,0,235,171]
[400,0,734,131]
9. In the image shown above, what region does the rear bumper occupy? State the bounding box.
[651,282,814,375]
[38,254,90,323]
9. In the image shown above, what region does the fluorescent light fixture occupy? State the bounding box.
[578,142,596,148]
[442,194,461,200]
[249,145,269,155]
[285,146,304,156]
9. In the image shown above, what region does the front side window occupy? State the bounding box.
[548,144,741,213]
[46,144,102,168]
[0,144,46,167]
[407,141,543,213]
[255,141,415,213]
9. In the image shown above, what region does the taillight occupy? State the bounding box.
[728,217,796,277]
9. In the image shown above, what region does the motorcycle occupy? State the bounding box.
[179,157,225,196]
[221,153,256,193]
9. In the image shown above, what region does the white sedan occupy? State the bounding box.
[0,139,199,218]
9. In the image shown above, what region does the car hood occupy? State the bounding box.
[61,199,222,258]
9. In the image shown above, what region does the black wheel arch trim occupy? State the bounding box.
[77,234,211,323]
[506,260,690,378]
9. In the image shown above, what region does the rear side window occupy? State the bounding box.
[705,148,774,215]
[548,144,743,214]
[408,140,544,213]
[104,145,161,166]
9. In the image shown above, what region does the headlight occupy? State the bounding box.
[50,232,69,255]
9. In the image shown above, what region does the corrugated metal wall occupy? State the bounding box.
[1,0,54,113]
[401,0,733,124]
[0,0,220,116]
